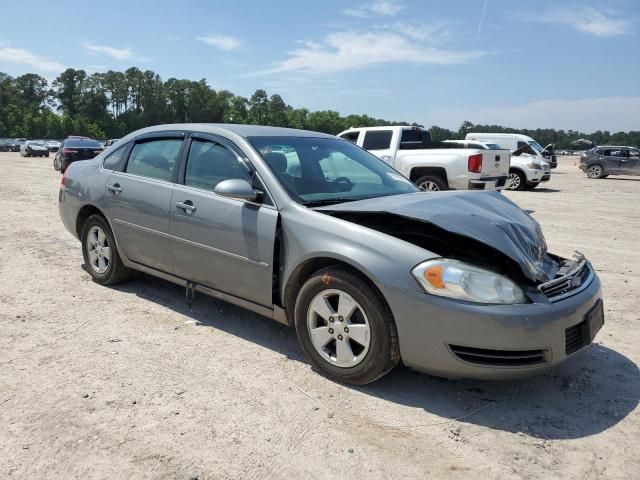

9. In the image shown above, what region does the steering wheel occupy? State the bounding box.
[332,176,353,191]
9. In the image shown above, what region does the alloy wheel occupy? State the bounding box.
[306,289,371,368]
[587,165,602,178]
[86,226,111,274]
[418,180,440,192]
[507,172,521,190]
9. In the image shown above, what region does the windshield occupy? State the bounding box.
[528,141,544,153]
[28,142,46,147]
[248,136,418,205]
[65,139,102,148]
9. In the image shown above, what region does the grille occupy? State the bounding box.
[565,320,588,355]
[539,260,592,300]
[450,345,548,367]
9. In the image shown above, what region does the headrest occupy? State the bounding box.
[264,152,288,173]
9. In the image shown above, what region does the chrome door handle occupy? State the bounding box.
[107,183,122,194]
[175,201,196,213]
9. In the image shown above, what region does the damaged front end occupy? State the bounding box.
[317,191,578,300]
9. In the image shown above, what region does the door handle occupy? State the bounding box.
[175,201,197,214]
[107,183,122,194]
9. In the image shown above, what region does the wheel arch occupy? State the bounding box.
[409,167,448,187]
[282,256,391,328]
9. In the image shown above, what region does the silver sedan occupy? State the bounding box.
[58,124,603,384]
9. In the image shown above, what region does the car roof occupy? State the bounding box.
[596,145,634,149]
[124,123,337,139]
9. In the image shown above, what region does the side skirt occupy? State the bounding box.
[128,260,290,326]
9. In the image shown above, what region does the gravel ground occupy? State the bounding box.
[0,152,638,479]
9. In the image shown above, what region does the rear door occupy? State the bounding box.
[104,132,186,273]
[624,148,640,175]
[169,133,278,307]
[361,129,395,164]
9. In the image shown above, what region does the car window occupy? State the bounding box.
[339,131,360,144]
[126,138,182,182]
[629,149,639,158]
[399,129,431,149]
[103,145,128,170]
[64,139,102,148]
[185,139,251,191]
[318,151,383,184]
[362,130,392,150]
[248,136,417,205]
[610,150,625,157]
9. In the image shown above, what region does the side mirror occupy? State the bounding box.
[214,179,259,202]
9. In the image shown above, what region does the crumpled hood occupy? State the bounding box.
[318,191,558,283]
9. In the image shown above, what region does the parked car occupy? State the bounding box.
[104,139,120,148]
[8,138,25,152]
[58,124,603,384]
[466,133,552,190]
[337,126,510,191]
[0,139,10,152]
[20,140,49,157]
[53,138,104,173]
[466,132,557,169]
[473,140,549,191]
[46,140,61,152]
[579,146,640,178]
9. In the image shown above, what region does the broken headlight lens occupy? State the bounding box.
[412,259,526,304]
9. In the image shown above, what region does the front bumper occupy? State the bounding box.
[381,268,602,379]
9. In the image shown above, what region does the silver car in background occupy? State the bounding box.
[58,124,603,384]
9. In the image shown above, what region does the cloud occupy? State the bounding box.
[83,43,136,60]
[0,46,65,72]
[531,6,633,37]
[343,0,403,18]
[475,0,488,43]
[196,34,242,51]
[426,97,640,132]
[253,30,482,75]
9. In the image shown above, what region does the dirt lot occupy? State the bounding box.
[0,152,638,479]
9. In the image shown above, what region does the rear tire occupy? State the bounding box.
[415,175,447,192]
[294,267,400,385]
[81,214,132,285]
[507,169,526,191]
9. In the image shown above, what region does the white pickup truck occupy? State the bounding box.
[337,126,510,191]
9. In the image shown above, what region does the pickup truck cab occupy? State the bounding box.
[338,126,510,192]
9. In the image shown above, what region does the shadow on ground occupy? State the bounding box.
[108,271,639,441]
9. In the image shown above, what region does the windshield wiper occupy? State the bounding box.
[302,198,358,207]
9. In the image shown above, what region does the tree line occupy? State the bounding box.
[0,68,637,148]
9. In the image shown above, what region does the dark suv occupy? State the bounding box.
[579,146,640,178]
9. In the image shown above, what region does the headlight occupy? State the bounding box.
[527,163,542,170]
[411,259,526,304]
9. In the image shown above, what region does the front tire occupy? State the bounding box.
[586,164,605,178]
[415,175,447,192]
[81,214,132,285]
[507,169,526,191]
[294,267,400,385]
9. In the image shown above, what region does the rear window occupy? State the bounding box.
[362,130,392,150]
[399,129,431,149]
[64,139,101,148]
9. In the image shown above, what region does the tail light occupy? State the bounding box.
[468,154,483,173]
[62,148,78,155]
[61,168,68,187]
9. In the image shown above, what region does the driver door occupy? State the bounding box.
[169,133,278,307]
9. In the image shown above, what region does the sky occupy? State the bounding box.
[0,0,638,132]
